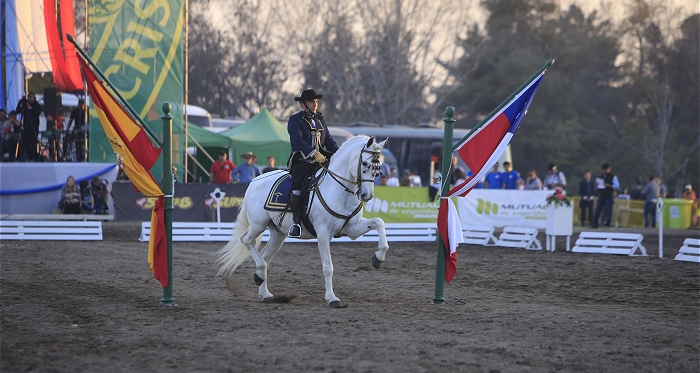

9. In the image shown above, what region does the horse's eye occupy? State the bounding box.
[362,162,368,167]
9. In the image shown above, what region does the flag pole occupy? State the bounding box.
[160,103,175,305]
[65,34,164,149]
[452,59,555,151]
[433,106,455,304]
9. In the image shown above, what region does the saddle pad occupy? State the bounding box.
[264,173,292,211]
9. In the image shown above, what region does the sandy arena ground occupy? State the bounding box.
[1,222,698,372]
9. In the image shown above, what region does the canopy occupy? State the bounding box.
[219,108,291,166]
[187,123,231,148]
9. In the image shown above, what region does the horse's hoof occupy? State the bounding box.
[371,254,382,269]
[253,273,264,286]
[329,300,346,308]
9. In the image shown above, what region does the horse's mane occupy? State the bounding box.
[331,135,371,164]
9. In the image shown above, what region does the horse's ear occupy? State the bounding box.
[377,138,388,150]
[365,136,375,148]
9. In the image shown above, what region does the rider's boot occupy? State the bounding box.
[288,193,302,238]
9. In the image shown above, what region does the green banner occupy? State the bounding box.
[88,0,184,182]
[363,187,439,223]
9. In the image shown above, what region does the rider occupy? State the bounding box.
[287,88,339,238]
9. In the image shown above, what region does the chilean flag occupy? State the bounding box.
[447,72,545,197]
[437,71,545,282]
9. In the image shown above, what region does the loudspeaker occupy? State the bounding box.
[43,87,62,116]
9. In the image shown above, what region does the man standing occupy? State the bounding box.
[66,99,87,161]
[15,92,42,161]
[578,172,595,226]
[210,150,236,184]
[485,163,503,189]
[502,161,520,189]
[262,156,279,173]
[641,176,660,228]
[543,163,566,190]
[287,89,339,237]
[591,163,619,228]
[232,152,261,184]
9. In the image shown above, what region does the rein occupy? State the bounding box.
[310,145,382,230]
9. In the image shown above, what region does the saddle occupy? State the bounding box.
[264,170,320,237]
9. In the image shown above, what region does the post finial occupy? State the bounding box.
[445,106,455,118]
[162,102,171,115]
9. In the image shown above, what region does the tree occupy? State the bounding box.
[288,0,477,126]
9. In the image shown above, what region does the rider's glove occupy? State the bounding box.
[313,152,327,164]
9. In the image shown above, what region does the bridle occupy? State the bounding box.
[311,143,383,228]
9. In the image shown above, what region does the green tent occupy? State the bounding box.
[219,108,291,167]
[186,123,231,182]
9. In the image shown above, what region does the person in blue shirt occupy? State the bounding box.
[465,169,485,189]
[485,163,504,189]
[231,152,261,184]
[502,161,520,189]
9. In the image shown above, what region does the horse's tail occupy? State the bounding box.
[215,200,261,276]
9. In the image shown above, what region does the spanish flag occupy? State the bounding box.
[77,55,169,288]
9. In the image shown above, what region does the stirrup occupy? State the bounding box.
[288,223,302,238]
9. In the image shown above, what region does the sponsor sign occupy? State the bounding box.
[457,189,550,228]
[112,182,247,222]
[364,187,439,223]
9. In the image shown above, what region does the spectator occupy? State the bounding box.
[516,179,525,190]
[641,176,660,228]
[16,92,42,162]
[592,163,618,228]
[59,175,81,214]
[379,174,388,186]
[386,168,400,187]
[172,166,178,183]
[399,170,412,187]
[543,163,566,190]
[617,188,630,200]
[2,110,21,161]
[524,169,542,190]
[210,149,236,184]
[450,155,464,185]
[115,166,130,182]
[485,163,504,189]
[78,180,95,213]
[90,176,109,214]
[453,168,467,186]
[232,152,261,184]
[502,161,520,189]
[262,156,279,173]
[428,172,441,201]
[682,184,697,201]
[466,169,485,189]
[578,172,594,226]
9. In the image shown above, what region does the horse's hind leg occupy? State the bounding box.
[344,217,389,268]
[255,227,286,300]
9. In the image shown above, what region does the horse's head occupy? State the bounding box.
[356,136,388,202]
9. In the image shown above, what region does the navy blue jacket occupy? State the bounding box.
[287,110,339,165]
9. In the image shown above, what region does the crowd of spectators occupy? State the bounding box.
[58,175,109,215]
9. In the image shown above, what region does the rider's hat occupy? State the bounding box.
[241,152,257,160]
[294,89,323,101]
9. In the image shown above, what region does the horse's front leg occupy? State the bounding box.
[343,217,389,269]
[240,229,273,299]
[316,229,342,308]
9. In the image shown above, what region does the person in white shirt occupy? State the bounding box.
[386,168,400,187]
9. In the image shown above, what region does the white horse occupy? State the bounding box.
[216,135,390,307]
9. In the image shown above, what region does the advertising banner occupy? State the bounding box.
[112,182,247,222]
[88,0,184,182]
[364,187,439,223]
[457,189,550,229]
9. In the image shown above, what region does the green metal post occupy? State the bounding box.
[160,103,175,305]
[433,106,455,304]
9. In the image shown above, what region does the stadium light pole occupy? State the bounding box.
[160,103,175,305]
